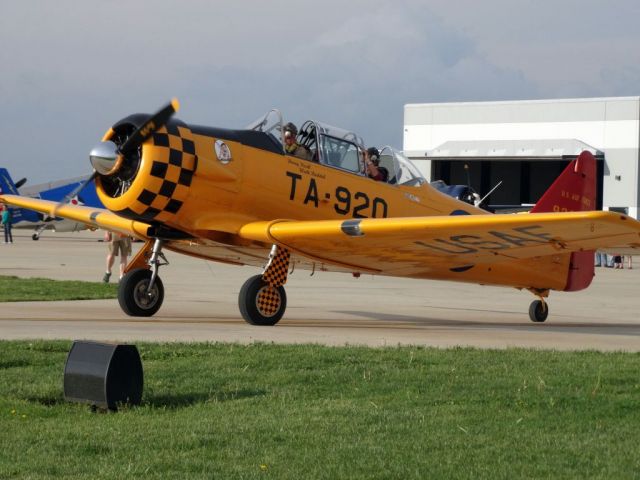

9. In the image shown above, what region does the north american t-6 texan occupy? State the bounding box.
[2,100,639,324]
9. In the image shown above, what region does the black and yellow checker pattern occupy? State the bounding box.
[262,247,290,287]
[256,286,281,317]
[115,123,197,223]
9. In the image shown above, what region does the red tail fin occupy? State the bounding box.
[531,150,597,214]
[531,151,597,291]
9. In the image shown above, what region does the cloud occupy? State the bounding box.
[0,1,637,183]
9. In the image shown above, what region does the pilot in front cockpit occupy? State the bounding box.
[283,122,312,161]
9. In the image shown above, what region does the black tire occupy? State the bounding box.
[32,234,39,241]
[238,275,286,326]
[118,268,164,317]
[528,300,548,323]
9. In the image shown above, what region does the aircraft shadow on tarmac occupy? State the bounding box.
[152,308,640,337]
[327,310,640,336]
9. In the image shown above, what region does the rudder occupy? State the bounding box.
[531,151,597,291]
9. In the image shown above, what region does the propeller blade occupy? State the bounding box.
[51,172,97,218]
[119,98,180,154]
[15,178,27,189]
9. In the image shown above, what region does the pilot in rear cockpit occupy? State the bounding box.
[283,122,312,161]
[364,147,388,182]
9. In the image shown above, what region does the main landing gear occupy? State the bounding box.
[116,239,291,324]
[528,290,549,323]
[239,246,290,325]
[32,223,48,241]
[118,239,168,317]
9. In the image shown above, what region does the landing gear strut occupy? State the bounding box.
[118,238,168,317]
[32,223,47,241]
[239,246,290,325]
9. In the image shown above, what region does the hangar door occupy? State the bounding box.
[431,157,604,209]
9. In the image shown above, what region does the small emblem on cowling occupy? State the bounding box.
[214,140,232,164]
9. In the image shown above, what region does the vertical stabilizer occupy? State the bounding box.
[0,168,20,195]
[0,168,40,224]
[531,151,597,291]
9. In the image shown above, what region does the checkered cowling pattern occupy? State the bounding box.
[256,286,281,317]
[262,247,290,287]
[116,123,197,223]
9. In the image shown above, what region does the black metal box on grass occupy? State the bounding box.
[63,341,143,411]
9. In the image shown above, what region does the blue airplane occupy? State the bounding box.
[0,168,103,240]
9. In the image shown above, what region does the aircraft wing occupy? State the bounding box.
[0,194,151,239]
[238,211,640,271]
[6,192,640,272]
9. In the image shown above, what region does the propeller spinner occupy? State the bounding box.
[89,141,121,176]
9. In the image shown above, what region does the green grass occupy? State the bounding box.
[0,276,117,302]
[1,342,639,479]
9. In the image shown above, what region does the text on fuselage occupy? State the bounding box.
[286,171,388,218]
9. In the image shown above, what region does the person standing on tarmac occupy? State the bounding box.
[1,204,13,244]
[103,230,132,283]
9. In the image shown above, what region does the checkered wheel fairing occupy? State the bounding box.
[262,247,291,287]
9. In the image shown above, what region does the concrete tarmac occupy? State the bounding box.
[1,230,639,351]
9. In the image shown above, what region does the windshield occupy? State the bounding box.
[246,109,285,152]
[244,111,423,185]
[378,147,425,186]
[319,134,361,172]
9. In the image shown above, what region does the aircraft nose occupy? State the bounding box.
[89,141,122,176]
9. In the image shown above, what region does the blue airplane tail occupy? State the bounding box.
[0,168,20,195]
[0,168,41,223]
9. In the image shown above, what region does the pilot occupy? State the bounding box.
[364,147,388,182]
[283,122,312,161]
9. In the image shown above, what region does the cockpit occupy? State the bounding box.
[246,109,425,187]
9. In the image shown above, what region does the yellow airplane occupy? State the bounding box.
[2,99,640,324]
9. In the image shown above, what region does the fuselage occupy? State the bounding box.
[94,117,573,292]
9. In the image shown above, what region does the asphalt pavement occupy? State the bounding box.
[1,229,639,351]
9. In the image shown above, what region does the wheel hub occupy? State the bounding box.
[134,280,159,308]
[255,285,281,317]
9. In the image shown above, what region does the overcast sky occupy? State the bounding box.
[1,0,639,184]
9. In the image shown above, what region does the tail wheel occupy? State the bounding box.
[239,275,286,326]
[118,268,164,317]
[528,300,548,323]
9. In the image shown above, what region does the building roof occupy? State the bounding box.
[425,139,603,160]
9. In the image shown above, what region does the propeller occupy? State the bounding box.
[90,98,180,176]
[50,99,180,218]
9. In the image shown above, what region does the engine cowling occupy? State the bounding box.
[95,116,197,225]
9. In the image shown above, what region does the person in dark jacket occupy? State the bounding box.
[364,147,388,182]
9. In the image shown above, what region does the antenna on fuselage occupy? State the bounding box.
[477,180,503,207]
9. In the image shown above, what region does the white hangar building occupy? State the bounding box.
[403,96,640,219]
